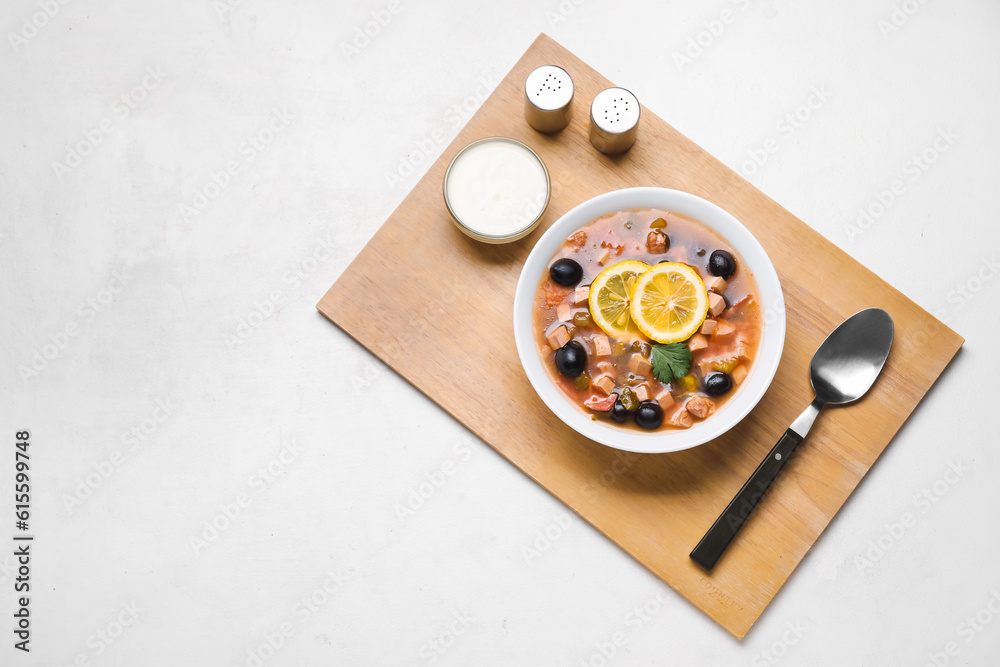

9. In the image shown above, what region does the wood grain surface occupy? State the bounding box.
[317,33,963,638]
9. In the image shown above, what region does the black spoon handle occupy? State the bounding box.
[689,428,805,571]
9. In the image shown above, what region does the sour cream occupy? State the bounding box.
[443,137,550,243]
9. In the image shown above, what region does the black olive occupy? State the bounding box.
[550,258,583,286]
[634,401,663,429]
[610,398,628,423]
[704,372,733,396]
[555,341,587,377]
[708,250,736,278]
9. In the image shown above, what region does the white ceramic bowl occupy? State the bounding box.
[512,187,786,454]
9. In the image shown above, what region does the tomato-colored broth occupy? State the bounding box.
[532,208,762,431]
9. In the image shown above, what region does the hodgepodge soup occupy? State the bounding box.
[533,208,762,432]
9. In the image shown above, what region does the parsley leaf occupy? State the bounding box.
[650,343,692,384]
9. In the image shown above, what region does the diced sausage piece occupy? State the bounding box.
[667,407,693,429]
[546,325,570,350]
[655,389,675,411]
[708,292,726,317]
[686,395,715,420]
[592,375,616,396]
[646,231,668,254]
[596,361,616,376]
[731,364,748,385]
[713,319,736,337]
[597,249,611,265]
[584,393,617,411]
[572,285,590,305]
[706,276,727,293]
[736,342,753,363]
[699,319,717,335]
[556,303,572,322]
[567,230,587,247]
[668,245,688,262]
[592,334,611,358]
[687,333,708,352]
[633,384,651,401]
[627,354,652,375]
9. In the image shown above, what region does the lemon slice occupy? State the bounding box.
[629,262,709,343]
[588,260,650,339]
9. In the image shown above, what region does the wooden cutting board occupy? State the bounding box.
[318,33,963,638]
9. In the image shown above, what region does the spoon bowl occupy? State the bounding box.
[811,308,894,406]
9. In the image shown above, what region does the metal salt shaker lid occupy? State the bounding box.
[589,87,640,154]
[524,65,574,133]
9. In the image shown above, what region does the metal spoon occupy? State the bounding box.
[690,307,894,571]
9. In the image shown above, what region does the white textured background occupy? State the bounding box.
[1,0,998,665]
